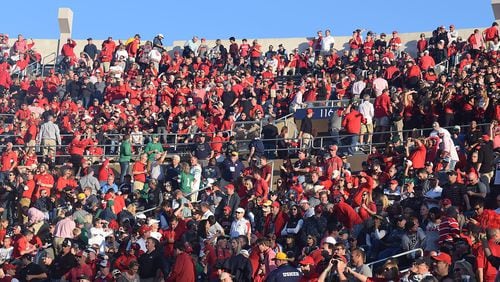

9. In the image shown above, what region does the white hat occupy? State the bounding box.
[136,213,146,219]
[148,218,160,226]
[239,249,249,257]
[236,207,245,214]
[148,219,160,226]
[158,34,164,38]
[150,232,162,241]
[324,236,337,245]
[299,199,309,205]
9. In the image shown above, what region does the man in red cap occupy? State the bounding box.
[431,252,451,279]
[263,201,287,238]
[298,256,318,281]
[221,184,240,218]
[63,251,94,282]
[299,108,314,149]
[136,225,152,252]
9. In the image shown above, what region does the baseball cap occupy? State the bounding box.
[390,179,399,185]
[148,219,160,226]
[442,198,452,206]
[62,238,72,248]
[299,256,315,265]
[139,225,152,236]
[225,184,235,190]
[432,252,452,265]
[272,201,281,208]
[306,108,314,114]
[231,151,239,157]
[273,252,289,261]
[299,199,309,205]
[3,263,16,271]
[482,134,490,141]
[324,236,337,245]
[235,207,245,214]
[223,206,232,213]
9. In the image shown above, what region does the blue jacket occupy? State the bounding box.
[265,264,301,282]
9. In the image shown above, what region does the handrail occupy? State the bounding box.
[366,248,423,272]
[434,59,449,75]
[41,52,56,77]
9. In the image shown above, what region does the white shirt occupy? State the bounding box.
[202,210,214,220]
[115,49,128,61]
[190,164,202,191]
[359,100,374,124]
[372,78,388,97]
[150,160,164,181]
[89,227,113,253]
[148,49,162,63]
[136,237,147,253]
[230,218,250,238]
[352,80,366,96]
[322,35,335,52]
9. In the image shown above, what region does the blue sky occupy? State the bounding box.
[1,0,494,43]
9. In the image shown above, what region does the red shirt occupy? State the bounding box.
[374,93,391,118]
[409,143,426,169]
[342,109,363,134]
[332,202,363,229]
[1,151,17,171]
[477,239,500,281]
[132,161,147,183]
[475,209,500,229]
[34,173,54,197]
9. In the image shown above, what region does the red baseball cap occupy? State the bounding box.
[442,198,452,206]
[482,134,490,142]
[272,201,281,208]
[223,206,231,213]
[3,263,16,271]
[225,184,235,190]
[299,256,315,265]
[432,252,452,265]
[306,108,314,114]
[139,225,152,236]
[390,180,399,185]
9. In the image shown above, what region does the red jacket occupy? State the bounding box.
[61,40,77,58]
[342,109,363,134]
[0,69,12,89]
[332,202,363,229]
[166,252,196,282]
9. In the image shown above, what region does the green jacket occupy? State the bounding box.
[144,142,164,161]
[119,140,132,162]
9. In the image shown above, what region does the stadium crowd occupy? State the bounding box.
[0,21,497,282]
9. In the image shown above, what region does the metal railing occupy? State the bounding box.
[41,52,56,77]
[434,59,449,75]
[366,248,424,272]
[0,121,491,162]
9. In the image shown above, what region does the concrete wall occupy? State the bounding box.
[6,27,484,62]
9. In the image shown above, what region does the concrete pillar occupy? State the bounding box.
[493,0,500,22]
[58,8,73,41]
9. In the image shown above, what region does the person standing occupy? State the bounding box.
[0,142,18,183]
[358,94,374,146]
[265,252,301,282]
[298,109,314,150]
[342,104,363,156]
[83,38,98,61]
[37,115,61,160]
[119,134,132,183]
[165,241,195,282]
